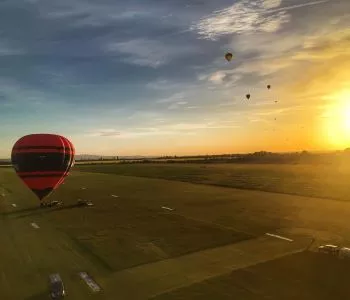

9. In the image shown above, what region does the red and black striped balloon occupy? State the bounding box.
[11,134,75,201]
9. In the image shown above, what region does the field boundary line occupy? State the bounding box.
[265,233,293,242]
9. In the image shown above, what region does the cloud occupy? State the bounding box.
[191,0,332,40]
[105,38,196,67]
[252,105,306,117]
[208,71,226,84]
[223,20,349,84]
[0,41,24,56]
[88,127,193,139]
[230,32,302,59]
[235,56,293,77]
[90,129,121,137]
[280,28,350,98]
[191,0,290,40]
[40,0,153,26]
[292,30,350,61]
[156,92,185,104]
[168,122,240,130]
[168,101,188,110]
[200,70,242,86]
[218,101,237,107]
[88,121,240,139]
[262,0,282,9]
[267,0,329,13]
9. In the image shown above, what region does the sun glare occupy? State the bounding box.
[322,90,350,148]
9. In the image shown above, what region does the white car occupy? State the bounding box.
[318,244,339,255]
[339,247,350,259]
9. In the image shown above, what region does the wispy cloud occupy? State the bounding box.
[105,38,196,67]
[168,101,188,110]
[191,0,290,40]
[0,41,25,56]
[184,106,198,110]
[200,70,242,86]
[292,29,350,61]
[191,0,330,40]
[40,0,153,26]
[156,92,185,104]
[88,121,240,139]
[252,105,306,117]
[208,71,226,84]
[168,122,240,130]
[267,0,329,13]
[218,101,237,107]
[89,129,121,137]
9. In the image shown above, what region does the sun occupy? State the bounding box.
[322,89,350,149]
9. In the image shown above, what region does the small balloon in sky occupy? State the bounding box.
[246,94,250,100]
[225,52,233,62]
[267,85,271,89]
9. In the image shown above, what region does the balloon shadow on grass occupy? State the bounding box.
[1,203,84,219]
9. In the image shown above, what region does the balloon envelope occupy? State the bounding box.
[246,94,251,99]
[11,134,75,201]
[225,52,233,61]
[267,85,271,89]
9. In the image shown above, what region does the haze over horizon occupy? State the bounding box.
[0,0,349,157]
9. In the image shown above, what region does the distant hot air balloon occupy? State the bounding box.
[246,94,250,100]
[225,52,233,62]
[267,85,271,89]
[11,134,75,203]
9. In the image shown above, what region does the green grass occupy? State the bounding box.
[43,172,252,271]
[3,162,350,299]
[0,168,252,299]
[151,251,350,300]
[76,163,350,201]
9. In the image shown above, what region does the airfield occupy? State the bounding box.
[1,162,350,299]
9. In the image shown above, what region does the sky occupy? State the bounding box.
[0,0,349,157]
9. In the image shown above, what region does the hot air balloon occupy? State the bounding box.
[225,52,233,62]
[246,94,250,100]
[11,134,75,203]
[267,85,271,89]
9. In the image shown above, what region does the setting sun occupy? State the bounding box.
[322,90,350,148]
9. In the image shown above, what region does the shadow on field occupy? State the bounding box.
[1,203,83,219]
[25,291,48,300]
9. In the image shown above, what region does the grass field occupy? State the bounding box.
[76,163,350,202]
[2,163,350,299]
[151,251,350,300]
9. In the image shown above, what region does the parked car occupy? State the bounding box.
[49,273,65,299]
[318,244,340,255]
[338,247,350,259]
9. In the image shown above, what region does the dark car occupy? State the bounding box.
[49,274,65,299]
[77,199,94,207]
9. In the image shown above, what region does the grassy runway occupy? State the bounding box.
[1,163,350,299]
